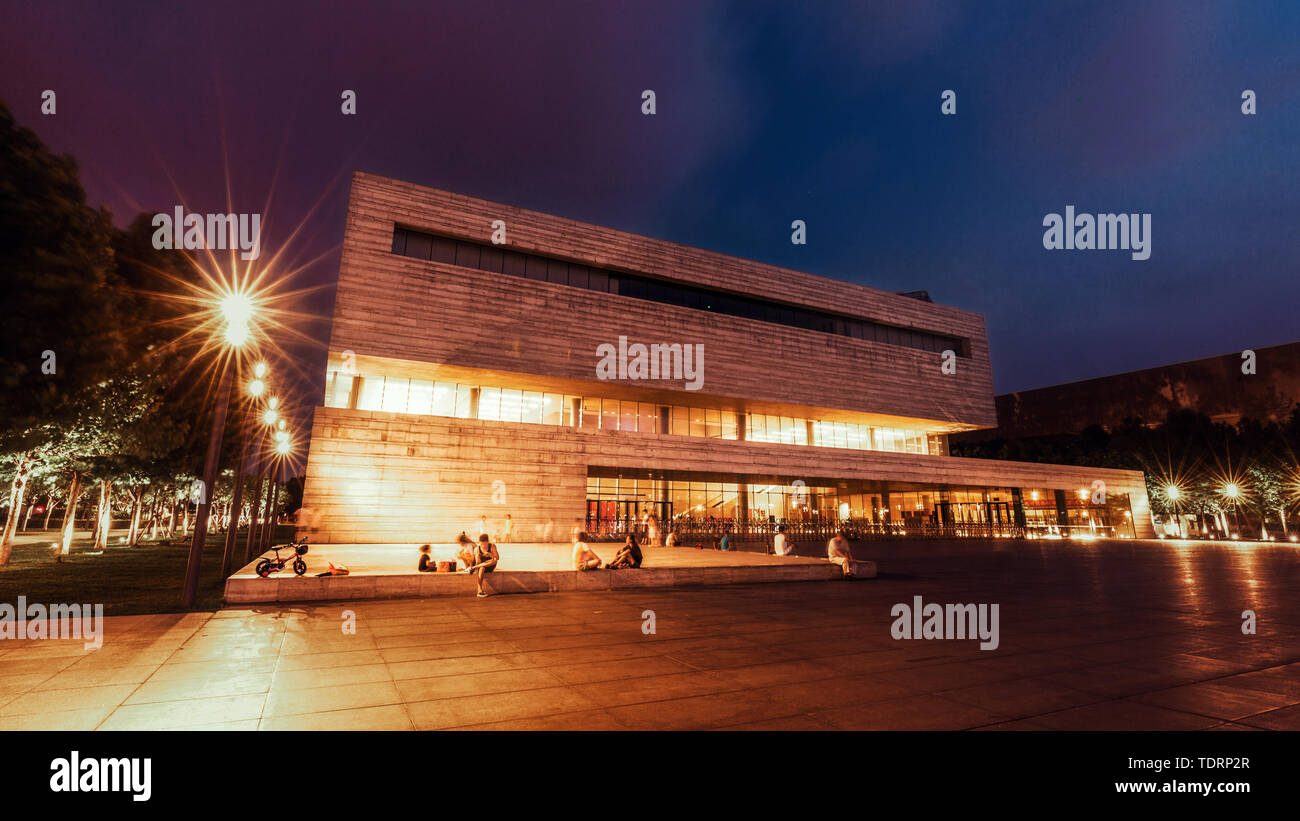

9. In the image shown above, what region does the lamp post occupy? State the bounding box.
[220,365,268,578]
[181,292,254,608]
[1165,484,1183,538]
[260,427,292,553]
[1222,483,1242,538]
[243,400,279,564]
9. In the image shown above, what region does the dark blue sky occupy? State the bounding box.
[4,0,1297,401]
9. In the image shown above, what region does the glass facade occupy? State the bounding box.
[585,473,1136,539]
[325,369,945,454]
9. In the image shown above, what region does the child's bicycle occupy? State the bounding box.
[255,537,309,578]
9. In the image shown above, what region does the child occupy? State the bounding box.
[455,532,476,571]
[417,544,437,572]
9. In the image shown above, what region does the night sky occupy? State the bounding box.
[3,0,1297,406]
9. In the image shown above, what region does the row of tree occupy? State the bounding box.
[952,407,1300,538]
[0,101,297,565]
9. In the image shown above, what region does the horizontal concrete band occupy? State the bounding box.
[224,561,877,604]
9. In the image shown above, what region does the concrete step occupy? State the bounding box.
[224,560,877,604]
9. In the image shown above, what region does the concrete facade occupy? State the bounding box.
[300,172,1153,542]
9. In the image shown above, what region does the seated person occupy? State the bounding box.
[454,532,476,571]
[417,544,437,572]
[718,531,732,551]
[462,534,499,598]
[665,530,680,547]
[826,530,855,578]
[773,525,792,556]
[608,535,643,569]
[572,532,602,571]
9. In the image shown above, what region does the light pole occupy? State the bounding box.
[1165,484,1183,537]
[1222,483,1242,538]
[243,399,279,564]
[260,426,292,552]
[181,292,254,608]
[221,364,268,578]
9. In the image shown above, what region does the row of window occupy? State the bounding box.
[391,227,968,356]
[586,477,1133,526]
[325,371,942,455]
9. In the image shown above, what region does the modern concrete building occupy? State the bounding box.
[301,172,1153,542]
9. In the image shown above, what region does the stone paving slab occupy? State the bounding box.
[2,538,1298,731]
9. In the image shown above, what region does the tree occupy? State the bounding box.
[0,101,129,563]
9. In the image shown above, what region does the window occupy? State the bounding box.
[620,400,637,432]
[455,242,479,269]
[432,382,456,416]
[405,232,432,260]
[706,408,721,440]
[722,411,738,440]
[522,391,544,424]
[356,375,384,411]
[671,406,689,437]
[581,397,600,429]
[526,255,548,281]
[455,384,473,418]
[478,387,501,421]
[408,379,434,415]
[430,237,456,264]
[690,408,707,438]
[547,259,569,285]
[391,226,968,356]
[601,398,619,430]
[542,393,563,426]
[639,402,658,434]
[499,389,523,423]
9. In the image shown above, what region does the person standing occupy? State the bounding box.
[501,513,515,543]
[475,515,490,540]
[647,513,661,547]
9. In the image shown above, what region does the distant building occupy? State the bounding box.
[955,341,1300,442]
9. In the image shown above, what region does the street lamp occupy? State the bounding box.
[1164,484,1184,537]
[245,396,281,564]
[221,371,271,578]
[1221,482,1243,539]
[182,290,257,607]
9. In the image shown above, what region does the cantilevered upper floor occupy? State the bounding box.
[326,171,997,433]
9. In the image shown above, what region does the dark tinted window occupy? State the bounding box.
[405,231,432,260]
[547,259,569,285]
[430,237,456,264]
[391,225,966,356]
[455,242,480,268]
[526,255,549,281]
[503,251,527,278]
[479,246,503,273]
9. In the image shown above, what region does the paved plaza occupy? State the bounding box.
[1,537,1298,730]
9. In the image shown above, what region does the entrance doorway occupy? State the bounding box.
[586,499,672,536]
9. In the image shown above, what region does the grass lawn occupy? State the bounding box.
[0,526,296,615]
